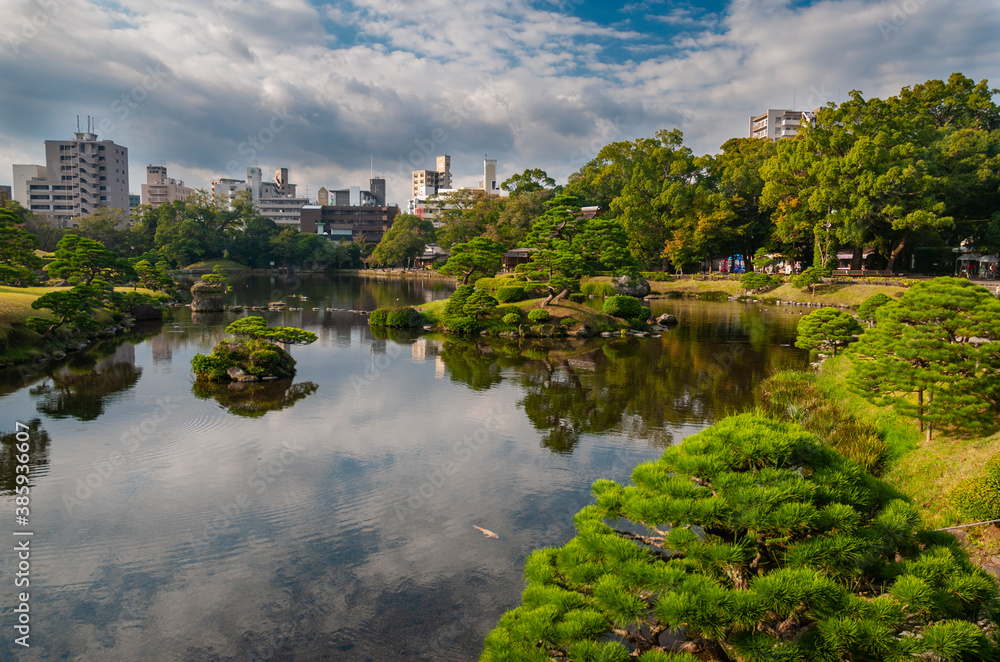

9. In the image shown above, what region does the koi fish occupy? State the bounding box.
[473,525,499,539]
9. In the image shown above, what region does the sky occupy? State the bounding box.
[0,0,998,207]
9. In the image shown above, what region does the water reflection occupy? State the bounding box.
[192,380,319,417]
[28,344,141,421]
[0,418,50,494]
[434,301,807,455]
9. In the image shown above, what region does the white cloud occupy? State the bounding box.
[0,0,997,206]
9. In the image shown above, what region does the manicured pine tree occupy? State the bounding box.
[795,307,863,356]
[849,276,1000,440]
[480,414,1000,661]
[857,292,893,327]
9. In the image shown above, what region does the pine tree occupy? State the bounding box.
[795,307,863,356]
[849,277,1000,440]
[480,414,1000,661]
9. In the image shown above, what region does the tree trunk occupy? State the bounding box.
[917,388,924,433]
[541,292,554,307]
[886,234,908,273]
[551,288,569,304]
[851,245,863,271]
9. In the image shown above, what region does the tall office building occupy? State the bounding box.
[13,122,129,227]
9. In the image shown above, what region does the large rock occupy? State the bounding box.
[612,274,651,298]
[226,366,259,383]
[191,296,225,312]
[190,281,223,295]
[656,313,678,326]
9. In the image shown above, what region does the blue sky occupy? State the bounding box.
[1,0,997,207]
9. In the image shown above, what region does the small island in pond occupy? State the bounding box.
[191,316,318,382]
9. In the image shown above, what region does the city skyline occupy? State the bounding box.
[1,0,997,208]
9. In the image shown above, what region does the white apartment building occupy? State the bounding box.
[141,165,194,208]
[211,166,308,226]
[749,109,817,140]
[13,127,129,227]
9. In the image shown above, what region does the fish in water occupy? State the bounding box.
[473,525,499,539]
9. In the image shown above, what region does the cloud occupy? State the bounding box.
[0,0,997,207]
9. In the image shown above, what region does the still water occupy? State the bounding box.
[0,275,807,660]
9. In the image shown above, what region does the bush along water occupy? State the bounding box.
[369,306,424,328]
[480,413,1000,661]
[191,317,317,382]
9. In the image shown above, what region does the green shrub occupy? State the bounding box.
[494,305,521,320]
[568,293,587,303]
[857,292,893,326]
[444,315,480,334]
[739,272,778,293]
[560,317,575,329]
[368,308,389,326]
[697,291,730,302]
[445,285,475,317]
[602,295,643,319]
[474,277,499,291]
[463,291,499,320]
[495,286,526,303]
[385,307,423,327]
[192,338,296,382]
[581,281,617,297]
[502,313,521,325]
[949,454,1000,521]
[528,308,551,323]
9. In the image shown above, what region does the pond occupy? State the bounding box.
[0,275,808,660]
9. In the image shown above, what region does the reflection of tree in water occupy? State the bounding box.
[192,380,318,418]
[0,419,51,494]
[29,344,141,421]
[438,340,504,391]
[438,326,808,455]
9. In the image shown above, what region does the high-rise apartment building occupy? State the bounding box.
[12,125,129,227]
[141,165,195,208]
[211,166,308,226]
[749,109,817,140]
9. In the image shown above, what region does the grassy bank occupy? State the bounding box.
[587,275,910,307]
[0,285,157,363]
[765,353,1000,530]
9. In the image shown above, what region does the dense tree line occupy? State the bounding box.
[402,73,999,275]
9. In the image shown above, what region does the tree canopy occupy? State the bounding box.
[849,276,1000,439]
[481,413,1000,661]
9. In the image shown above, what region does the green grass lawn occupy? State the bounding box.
[184,258,250,271]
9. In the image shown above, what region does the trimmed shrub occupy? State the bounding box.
[602,295,643,319]
[858,292,893,326]
[581,281,617,297]
[494,305,521,320]
[495,286,526,303]
[474,277,499,291]
[368,308,389,326]
[385,307,423,327]
[443,315,480,334]
[560,317,575,329]
[528,308,551,323]
[445,285,475,317]
[949,453,1000,522]
[502,313,521,325]
[739,272,778,293]
[568,293,587,303]
[463,291,499,320]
